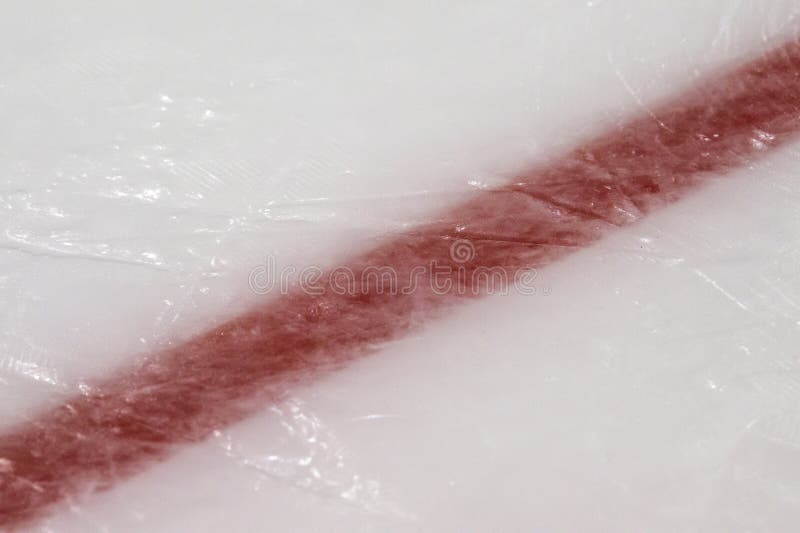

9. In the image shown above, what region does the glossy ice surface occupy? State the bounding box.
[2,1,800,531]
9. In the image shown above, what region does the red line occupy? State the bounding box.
[3,39,800,529]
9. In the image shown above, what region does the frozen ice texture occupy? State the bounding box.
[3,1,800,531]
[4,31,800,530]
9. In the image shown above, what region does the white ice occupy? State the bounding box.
[2,1,800,531]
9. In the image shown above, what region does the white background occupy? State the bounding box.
[2,1,800,531]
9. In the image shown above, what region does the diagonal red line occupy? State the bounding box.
[3,38,800,529]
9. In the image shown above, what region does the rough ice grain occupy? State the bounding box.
[2,38,800,530]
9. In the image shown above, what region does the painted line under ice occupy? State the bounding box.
[3,38,800,531]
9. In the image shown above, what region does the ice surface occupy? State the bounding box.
[2,1,800,531]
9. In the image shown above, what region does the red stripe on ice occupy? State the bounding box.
[4,39,800,529]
